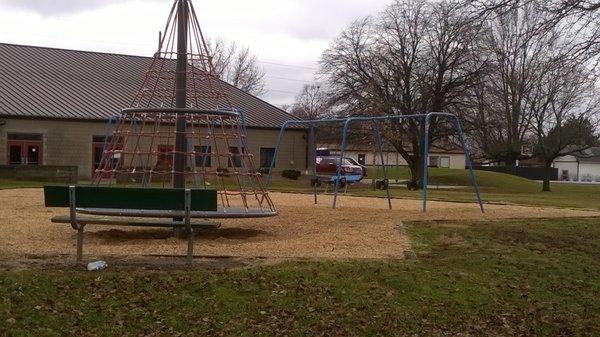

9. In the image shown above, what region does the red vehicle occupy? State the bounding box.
[315,156,366,183]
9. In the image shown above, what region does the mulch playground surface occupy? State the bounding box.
[1,188,598,264]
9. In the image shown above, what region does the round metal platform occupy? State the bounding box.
[76,207,278,218]
[121,107,239,117]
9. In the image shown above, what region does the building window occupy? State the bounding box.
[7,133,42,141]
[439,156,450,168]
[260,147,275,168]
[156,145,174,171]
[357,153,366,165]
[429,156,451,168]
[228,147,245,168]
[428,156,439,167]
[6,133,43,165]
[92,135,113,144]
[194,145,211,167]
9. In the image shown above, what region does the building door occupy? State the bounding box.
[7,142,22,165]
[92,136,123,177]
[6,135,43,165]
[92,142,109,177]
[561,170,569,181]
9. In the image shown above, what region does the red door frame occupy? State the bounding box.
[92,142,105,177]
[92,141,124,178]
[6,140,43,165]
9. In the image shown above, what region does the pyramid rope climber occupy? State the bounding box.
[91,0,276,217]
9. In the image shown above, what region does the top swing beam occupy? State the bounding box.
[265,112,484,213]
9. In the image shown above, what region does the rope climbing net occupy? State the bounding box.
[91,0,276,217]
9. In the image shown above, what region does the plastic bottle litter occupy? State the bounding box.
[87,260,107,271]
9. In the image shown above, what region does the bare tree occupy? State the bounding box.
[464,0,600,172]
[278,104,292,112]
[290,84,331,120]
[473,0,600,58]
[529,58,600,191]
[473,0,600,15]
[206,38,266,96]
[321,0,484,189]
[464,2,558,166]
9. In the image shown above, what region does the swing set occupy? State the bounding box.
[265,112,484,213]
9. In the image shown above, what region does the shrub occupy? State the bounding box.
[282,169,301,180]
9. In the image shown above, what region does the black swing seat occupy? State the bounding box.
[43,185,220,265]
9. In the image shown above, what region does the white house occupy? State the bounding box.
[552,147,600,182]
[318,143,466,169]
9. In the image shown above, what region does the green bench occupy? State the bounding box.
[44,185,219,265]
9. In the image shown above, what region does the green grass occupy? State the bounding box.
[2,168,600,210]
[1,217,599,336]
[0,179,46,190]
[369,166,539,190]
[265,168,600,210]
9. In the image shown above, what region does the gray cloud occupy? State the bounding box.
[0,0,387,104]
[271,0,388,41]
[0,0,160,16]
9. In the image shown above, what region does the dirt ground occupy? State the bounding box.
[1,188,599,264]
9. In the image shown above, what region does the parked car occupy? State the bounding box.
[343,157,368,177]
[315,156,366,183]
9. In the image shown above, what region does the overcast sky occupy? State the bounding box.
[0,0,389,106]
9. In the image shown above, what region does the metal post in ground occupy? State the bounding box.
[309,124,318,204]
[332,119,352,209]
[452,117,484,213]
[421,114,430,212]
[372,120,392,210]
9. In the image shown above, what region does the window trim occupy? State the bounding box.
[260,147,276,169]
[7,133,43,141]
[228,146,245,168]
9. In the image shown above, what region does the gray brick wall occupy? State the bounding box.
[0,118,306,180]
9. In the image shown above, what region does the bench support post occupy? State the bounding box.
[185,189,193,266]
[76,225,84,263]
[69,186,84,264]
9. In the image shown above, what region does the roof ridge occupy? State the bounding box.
[0,42,298,128]
[0,42,153,60]
[0,43,298,120]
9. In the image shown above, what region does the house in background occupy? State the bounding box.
[0,43,306,180]
[317,143,466,169]
[553,147,600,182]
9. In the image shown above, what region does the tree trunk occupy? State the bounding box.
[542,163,552,192]
[407,158,424,190]
[371,145,377,190]
[505,157,517,168]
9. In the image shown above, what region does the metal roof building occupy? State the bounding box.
[0,43,297,128]
[0,43,306,180]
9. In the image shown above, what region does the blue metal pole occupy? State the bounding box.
[265,121,292,189]
[421,114,430,213]
[309,124,318,204]
[453,116,484,213]
[332,119,352,209]
[269,113,482,211]
[372,120,392,210]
